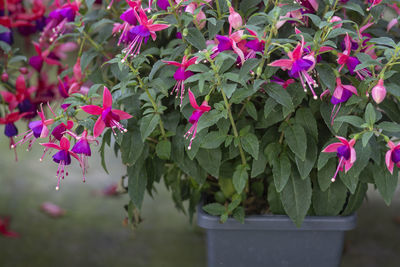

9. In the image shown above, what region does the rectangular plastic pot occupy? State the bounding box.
[197,206,356,267]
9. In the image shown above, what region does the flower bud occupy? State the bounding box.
[330,16,343,29]
[371,79,386,104]
[1,72,9,82]
[229,7,243,30]
[19,67,28,74]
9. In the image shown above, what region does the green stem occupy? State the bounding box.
[81,31,110,59]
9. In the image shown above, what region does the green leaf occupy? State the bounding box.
[362,132,373,147]
[280,169,312,227]
[334,116,364,128]
[239,58,260,78]
[232,207,245,224]
[241,133,259,160]
[0,41,11,53]
[344,2,365,16]
[200,131,226,149]
[121,130,144,166]
[127,163,147,209]
[373,167,398,205]
[186,27,206,50]
[251,149,267,178]
[316,65,336,91]
[284,124,307,161]
[196,109,224,133]
[370,37,397,48]
[233,165,249,194]
[342,182,368,216]
[364,103,376,126]
[86,0,95,9]
[266,83,294,111]
[312,179,348,216]
[140,114,160,141]
[196,148,221,178]
[203,203,226,216]
[318,158,337,191]
[273,154,291,192]
[81,50,97,71]
[378,121,400,132]
[156,140,171,160]
[268,182,285,214]
[295,136,317,179]
[245,102,258,120]
[295,108,318,141]
[264,98,278,119]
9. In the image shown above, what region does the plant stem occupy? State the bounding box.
[81,31,110,59]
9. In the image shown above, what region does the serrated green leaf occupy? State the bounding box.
[140,114,160,141]
[203,203,226,216]
[196,148,221,178]
[241,133,259,160]
[313,179,348,216]
[342,182,368,215]
[373,167,398,205]
[364,103,376,126]
[128,163,147,209]
[186,27,206,50]
[295,136,317,179]
[200,131,226,149]
[251,149,267,178]
[266,83,294,111]
[295,108,318,141]
[233,165,249,194]
[284,124,307,161]
[156,140,171,160]
[273,154,291,192]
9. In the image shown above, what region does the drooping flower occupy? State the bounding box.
[329,77,358,125]
[0,74,36,113]
[385,141,400,174]
[213,30,246,64]
[120,8,169,62]
[322,136,356,182]
[185,2,207,29]
[0,112,29,161]
[268,35,318,99]
[29,42,63,72]
[329,16,343,29]
[229,6,243,31]
[162,56,198,105]
[81,87,133,137]
[12,104,54,150]
[0,216,19,238]
[371,78,386,104]
[184,89,211,150]
[337,33,371,80]
[40,137,82,190]
[245,28,265,59]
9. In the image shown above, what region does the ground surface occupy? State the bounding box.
[0,138,399,267]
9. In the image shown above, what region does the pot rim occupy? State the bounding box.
[197,204,357,231]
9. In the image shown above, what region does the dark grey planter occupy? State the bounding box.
[197,206,357,267]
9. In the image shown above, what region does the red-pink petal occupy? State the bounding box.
[162,60,182,67]
[147,24,169,32]
[386,150,394,174]
[93,117,106,138]
[60,137,70,150]
[40,143,62,150]
[349,147,356,164]
[81,105,103,115]
[185,57,198,67]
[188,89,200,110]
[112,109,133,120]
[342,84,358,96]
[322,142,342,153]
[102,87,113,108]
[336,136,350,146]
[268,59,293,70]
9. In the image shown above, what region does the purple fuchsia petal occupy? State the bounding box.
[337,145,350,160]
[71,139,91,156]
[59,7,76,22]
[0,30,13,45]
[245,39,264,52]
[184,70,194,80]
[129,25,151,38]
[331,89,353,104]
[52,124,67,140]
[4,123,18,137]
[28,120,44,138]
[290,58,313,77]
[52,150,72,165]
[346,56,360,74]
[29,56,44,72]
[391,148,400,163]
[120,8,137,25]
[157,0,170,10]
[17,99,35,113]
[174,67,187,81]
[189,110,203,124]
[216,35,232,52]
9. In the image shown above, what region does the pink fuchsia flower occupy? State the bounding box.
[0,216,19,238]
[0,111,29,161]
[12,104,55,150]
[270,76,295,89]
[337,33,371,80]
[329,16,343,29]
[184,89,211,150]
[268,35,318,99]
[245,28,265,58]
[214,30,246,65]
[298,0,318,13]
[81,87,133,137]
[329,77,358,125]
[385,141,400,174]
[0,74,36,113]
[229,6,243,31]
[386,4,400,31]
[29,42,62,72]
[41,137,82,190]
[322,137,356,182]
[121,8,169,62]
[162,55,198,105]
[40,202,66,218]
[371,79,386,104]
[185,2,207,30]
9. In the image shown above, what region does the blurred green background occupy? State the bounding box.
[0,137,399,267]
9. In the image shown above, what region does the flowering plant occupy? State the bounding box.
[1,0,400,227]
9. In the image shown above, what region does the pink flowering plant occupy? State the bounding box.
[1,0,400,227]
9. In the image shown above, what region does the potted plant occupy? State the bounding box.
[1,0,400,265]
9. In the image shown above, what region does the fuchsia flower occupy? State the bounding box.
[371,79,386,104]
[270,76,295,89]
[0,74,36,113]
[0,216,19,238]
[13,104,55,150]
[268,35,318,99]
[0,111,29,161]
[214,30,246,64]
[322,137,356,182]
[81,87,133,137]
[57,57,88,97]
[184,89,211,150]
[326,77,358,125]
[385,141,400,174]
[386,4,400,31]
[337,33,371,80]
[367,0,382,11]
[41,137,82,190]
[245,28,265,59]
[185,2,207,30]
[29,42,62,72]
[162,56,198,105]
[120,8,169,62]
